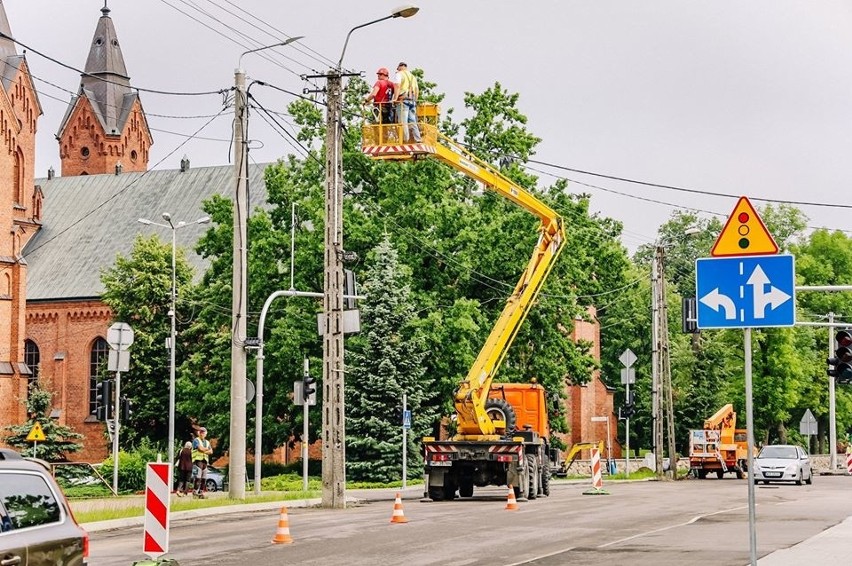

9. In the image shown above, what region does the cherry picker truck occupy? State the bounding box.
[362,104,566,500]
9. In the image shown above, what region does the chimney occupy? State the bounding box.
[180,155,190,172]
[47,166,55,180]
[115,161,123,175]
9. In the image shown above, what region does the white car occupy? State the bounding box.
[753,444,813,485]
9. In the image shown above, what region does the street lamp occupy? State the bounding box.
[228,36,305,501]
[314,4,420,509]
[138,213,210,476]
[337,5,419,69]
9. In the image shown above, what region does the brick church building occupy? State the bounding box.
[0,3,617,465]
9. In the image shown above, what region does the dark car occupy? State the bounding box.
[0,449,88,565]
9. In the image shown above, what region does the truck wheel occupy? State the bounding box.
[459,477,474,498]
[697,470,708,479]
[443,481,457,500]
[716,470,724,480]
[526,455,538,500]
[485,398,517,436]
[428,486,444,501]
[541,461,551,496]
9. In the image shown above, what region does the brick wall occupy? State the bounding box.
[23,300,114,462]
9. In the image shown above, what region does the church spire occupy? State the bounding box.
[80,1,131,135]
[0,0,18,60]
[57,3,152,176]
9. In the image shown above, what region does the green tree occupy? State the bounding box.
[100,234,198,450]
[346,236,435,481]
[5,380,83,460]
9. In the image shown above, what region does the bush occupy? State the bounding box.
[99,439,162,493]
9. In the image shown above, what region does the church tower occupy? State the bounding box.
[57,2,152,176]
[0,0,42,415]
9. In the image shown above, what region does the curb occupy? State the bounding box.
[81,498,323,533]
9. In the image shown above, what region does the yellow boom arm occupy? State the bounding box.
[362,104,566,440]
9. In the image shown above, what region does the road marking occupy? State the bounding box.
[503,546,577,566]
[597,505,749,549]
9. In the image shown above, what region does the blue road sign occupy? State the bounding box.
[695,255,795,329]
[402,410,411,429]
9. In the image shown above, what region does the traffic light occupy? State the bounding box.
[120,396,133,421]
[621,391,636,419]
[94,379,114,421]
[303,374,317,404]
[828,330,852,385]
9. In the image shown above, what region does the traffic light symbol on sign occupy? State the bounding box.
[828,330,852,385]
[303,375,317,403]
[710,196,779,257]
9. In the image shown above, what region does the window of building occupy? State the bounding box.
[89,338,109,416]
[24,340,39,389]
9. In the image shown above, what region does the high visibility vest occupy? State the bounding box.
[192,438,210,462]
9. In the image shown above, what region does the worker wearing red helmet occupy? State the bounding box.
[363,67,396,125]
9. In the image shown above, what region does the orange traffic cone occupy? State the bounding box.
[271,506,294,544]
[390,492,408,523]
[505,488,519,511]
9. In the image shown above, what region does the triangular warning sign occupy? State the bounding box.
[711,196,778,257]
[26,422,46,442]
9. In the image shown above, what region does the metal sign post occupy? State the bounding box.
[799,409,818,454]
[107,322,134,494]
[402,393,410,490]
[619,349,636,478]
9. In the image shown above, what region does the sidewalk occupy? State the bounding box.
[758,515,852,563]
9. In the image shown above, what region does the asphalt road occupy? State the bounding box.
[89,476,852,566]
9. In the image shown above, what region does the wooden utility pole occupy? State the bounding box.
[652,245,677,480]
[651,246,665,479]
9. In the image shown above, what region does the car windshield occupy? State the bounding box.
[758,446,798,459]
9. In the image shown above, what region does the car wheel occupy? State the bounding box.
[796,472,804,486]
[206,478,218,492]
[805,471,813,485]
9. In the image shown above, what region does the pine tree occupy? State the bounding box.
[346,236,436,482]
[4,379,84,461]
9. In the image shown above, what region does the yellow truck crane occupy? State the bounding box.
[689,404,750,479]
[362,104,566,501]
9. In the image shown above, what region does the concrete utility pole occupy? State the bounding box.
[651,246,665,479]
[828,312,838,470]
[658,247,677,479]
[321,70,347,509]
[229,66,248,500]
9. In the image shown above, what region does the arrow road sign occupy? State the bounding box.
[695,255,795,329]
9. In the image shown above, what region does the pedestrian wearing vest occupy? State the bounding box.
[192,427,213,497]
[393,62,421,143]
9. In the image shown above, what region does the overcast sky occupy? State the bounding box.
[6,0,852,251]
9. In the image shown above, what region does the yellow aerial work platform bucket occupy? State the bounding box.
[361,102,439,159]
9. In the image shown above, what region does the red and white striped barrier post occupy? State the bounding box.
[142,462,171,559]
[846,450,852,475]
[583,447,610,495]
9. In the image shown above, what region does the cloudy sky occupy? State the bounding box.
[6,0,852,251]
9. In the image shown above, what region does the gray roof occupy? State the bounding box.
[24,164,270,301]
[0,1,15,61]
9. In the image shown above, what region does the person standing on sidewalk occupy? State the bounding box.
[191,427,213,497]
[175,441,193,496]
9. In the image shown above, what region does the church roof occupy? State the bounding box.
[24,164,271,301]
